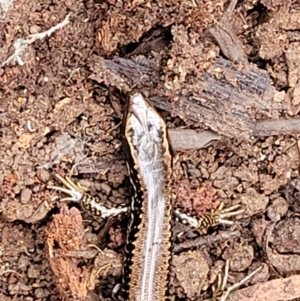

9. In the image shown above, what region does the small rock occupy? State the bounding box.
[13,185,21,195]
[100,182,111,195]
[36,169,50,183]
[24,178,35,186]
[20,188,32,204]
[267,197,288,222]
[28,265,40,278]
[35,287,45,298]
[30,24,42,34]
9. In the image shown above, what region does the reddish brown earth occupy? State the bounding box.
[1,0,300,301]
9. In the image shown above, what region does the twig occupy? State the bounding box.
[207,261,263,301]
[219,262,262,301]
[219,274,300,301]
[0,269,23,278]
[169,129,221,151]
[174,230,240,253]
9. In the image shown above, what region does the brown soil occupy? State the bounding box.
[1,0,300,301]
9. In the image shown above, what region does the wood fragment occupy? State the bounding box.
[45,204,90,300]
[253,118,300,137]
[174,230,240,253]
[89,55,293,139]
[76,160,119,174]
[207,0,247,63]
[168,129,221,151]
[216,274,300,301]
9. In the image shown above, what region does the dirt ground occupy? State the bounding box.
[1,0,300,300]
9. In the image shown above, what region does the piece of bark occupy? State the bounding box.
[173,230,240,253]
[202,274,300,301]
[89,55,159,93]
[76,160,122,174]
[168,129,221,151]
[89,55,291,139]
[207,0,247,63]
[253,118,300,137]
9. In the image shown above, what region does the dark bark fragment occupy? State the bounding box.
[89,55,292,139]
